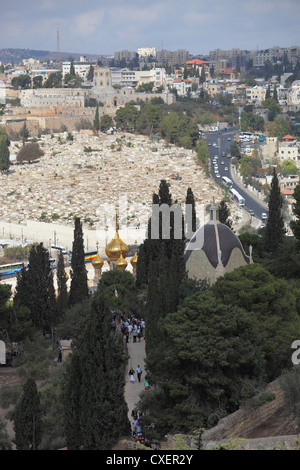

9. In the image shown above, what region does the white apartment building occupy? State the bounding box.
[172,79,192,96]
[62,61,96,80]
[278,138,300,165]
[110,68,166,89]
[245,85,266,103]
[287,80,300,111]
[137,47,156,58]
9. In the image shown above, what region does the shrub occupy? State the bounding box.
[17,142,44,163]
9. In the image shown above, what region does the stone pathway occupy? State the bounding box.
[124,336,146,427]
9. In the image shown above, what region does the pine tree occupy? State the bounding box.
[273,85,278,102]
[14,378,42,450]
[0,136,10,173]
[56,251,68,317]
[69,217,89,307]
[64,293,130,449]
[264,169,285,253]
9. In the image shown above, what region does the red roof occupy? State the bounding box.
[282,135,295,141]
[223,68,235,74]
[184,59,209,66]
[174,79,191,83]
[281,189,294,195]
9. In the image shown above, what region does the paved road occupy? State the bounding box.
[204,128,268,224]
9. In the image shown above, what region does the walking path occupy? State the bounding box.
[124,335,146,426]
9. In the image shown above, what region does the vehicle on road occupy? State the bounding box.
[229,188,245,206]
[222,176,233,188]
[221,160,225,165]
[0,262,24,277]
[224,166,228,171]
[248,209,254,216]
[51,244,67,255]
[262,212,268,220]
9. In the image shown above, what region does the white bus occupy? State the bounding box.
[229,188,245,206]
[221,176,233,188]
[51,245,67,255]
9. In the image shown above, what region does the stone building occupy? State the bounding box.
[91,66,175,108]
[185,202,251,285]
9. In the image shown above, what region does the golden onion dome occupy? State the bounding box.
[92,242,104,269]
[105,214,129,260]
[65,273,69,281]
[130,241,138,267]
[116,251,128,270]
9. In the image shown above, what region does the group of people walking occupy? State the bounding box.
[120,315,145,343]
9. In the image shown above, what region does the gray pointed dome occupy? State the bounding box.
[185,202,251,283]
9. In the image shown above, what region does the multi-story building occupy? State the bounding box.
[62,59,96,80]
[278,135,300,166]
[287,80,300,111]
[253,50,274,67]
[114,50,138,64]
[245,85,266,103]
[156,49,190,66]
[19,88,87,108]
[172,79,192,96]
[137,47,156,58]
[110,68,166,89]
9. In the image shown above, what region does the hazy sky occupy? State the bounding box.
[1,0,299,56]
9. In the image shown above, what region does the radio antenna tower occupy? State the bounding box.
[57,27,61,64]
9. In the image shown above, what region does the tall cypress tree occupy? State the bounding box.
[93,105,100,131]
[185,187,197,238]
[14,378,42,450]
[0,136,10,173]
[13,243,58,330]
[64,292,130,450]
[56,251,68,317]
[69,217,89,307]
[218,200,233,229]
[264,169,285,253]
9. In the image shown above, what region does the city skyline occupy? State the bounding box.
[0,0,299,57]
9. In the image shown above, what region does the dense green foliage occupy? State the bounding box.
[13,243,58,329]
[63,291,130,449]
[69,217,89,307]
[0,135,10,172]
[139,263,300,437]
[13,378,42,450]
[264,170,286,253]
[56,251,68,318]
